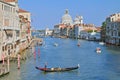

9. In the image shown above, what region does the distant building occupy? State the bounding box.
[106,13,120,45]
[74,24,84,38]
[19,9,31,22]
[0,0,32,61]
[54,9,101,39]
[18,8,32,51]
[74,16,83,25]
[54,24,61,37]
[45,28,53,36]
[61,9,73,25]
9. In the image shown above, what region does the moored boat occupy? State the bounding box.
[35,64,79,72]
[99,42,105,45]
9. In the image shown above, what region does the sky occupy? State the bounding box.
[18,0,120,30]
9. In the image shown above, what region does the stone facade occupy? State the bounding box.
[0,0,20,60]
[0,0,32,61]
[106,13,120,45]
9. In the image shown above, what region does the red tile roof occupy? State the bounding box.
[4,0,16,2]
[19,9,29,13]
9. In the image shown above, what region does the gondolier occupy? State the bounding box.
[44,62,47,70]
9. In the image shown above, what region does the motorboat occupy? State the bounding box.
[54,43,58,46]
[96,47,101,53]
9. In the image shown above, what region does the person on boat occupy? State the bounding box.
[44,62,47,70]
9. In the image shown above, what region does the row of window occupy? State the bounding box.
[2,44,16,51]
[1,3,15,13]
[106,31,120,36]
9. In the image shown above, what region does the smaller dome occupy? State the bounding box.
[74,16,83,24]
[74,17,81,24]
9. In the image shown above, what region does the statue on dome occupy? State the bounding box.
[65,9,69,14]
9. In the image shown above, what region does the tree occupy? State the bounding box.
[101,21,106,42]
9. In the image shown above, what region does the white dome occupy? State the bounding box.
[74,16,83,24]
[61,9,73,25]
[74,17,81,24]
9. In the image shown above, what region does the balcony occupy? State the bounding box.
[3,26,20,30]
[5,37,14,45]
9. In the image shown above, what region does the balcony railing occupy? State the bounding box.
[3,26,20,30]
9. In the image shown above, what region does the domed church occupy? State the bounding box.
[61,9,73,25]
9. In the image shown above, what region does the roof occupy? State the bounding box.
[19,9,29,13]
[4,0,16,2]
[0,0,15,6]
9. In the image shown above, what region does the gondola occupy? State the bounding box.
[35,64,79,72]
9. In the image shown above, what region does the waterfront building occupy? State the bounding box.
[73,16,84,38]
[68,26,74,38]
[61,25,72,37]
[54,9,73,38]
[19,15,28,51]
[45,28,53,36]
[74,24,84,38]
[54,24,61,37]
[106,13,120,45]
[79,30,89,39]
[18,8,32,51]
[53,9,101,39]
[88,32,101,41]
[0,0,20,60]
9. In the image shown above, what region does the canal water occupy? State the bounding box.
[1,37,120,80]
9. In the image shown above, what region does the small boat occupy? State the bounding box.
[37,42,43,45]
[77,40,80,47]
[54,43,58,46]
[96,47,101,53]
[77,43,80,46]
[35,64,79,72]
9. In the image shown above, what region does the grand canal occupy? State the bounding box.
[1,37,120,80]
